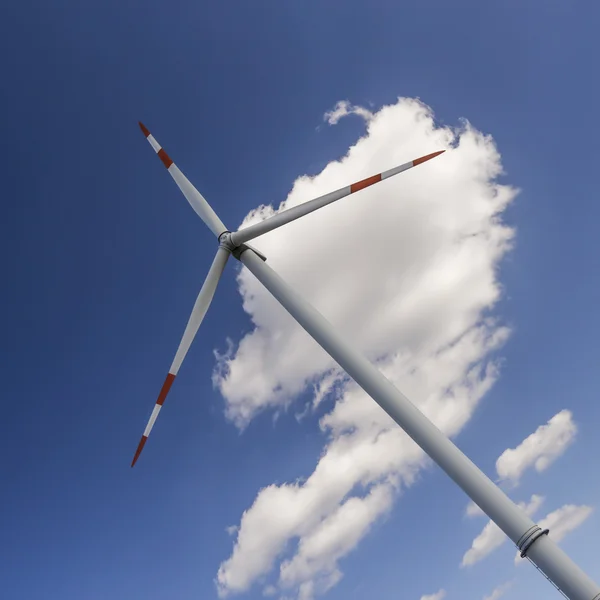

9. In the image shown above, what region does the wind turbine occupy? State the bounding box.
[131,122,600,600]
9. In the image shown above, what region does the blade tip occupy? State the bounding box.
[131,435,148,467]
[413,150,446,166]
[413,150,446,167]
[138,121,151,138]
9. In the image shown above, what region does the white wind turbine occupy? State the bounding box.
[131,122,599,600]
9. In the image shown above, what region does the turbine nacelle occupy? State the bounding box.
[218,231,267,261]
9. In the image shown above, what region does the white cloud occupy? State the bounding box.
[462,520,502,568]
[461,495,544,567]
[323,100,373,125]
[421,590,446,600]
[495,410,577,486]
[541,504,593,541]
[279,483,393,597]
[311,369,345,410]
[482,581,513,600]
[215,97,518,598]
[514,504,593,565]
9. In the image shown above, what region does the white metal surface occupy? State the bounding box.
[167,163,227,238]
[169,246,230,374]
[381,159,415,179]
[147,134,161,153]
[527,534,600,600]
[144,404,162,437]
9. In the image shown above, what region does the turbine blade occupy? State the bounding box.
[138,122,227,238]
[231,150,445,246]
[131,246,230,467]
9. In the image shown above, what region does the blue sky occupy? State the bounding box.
[1,2,599,600]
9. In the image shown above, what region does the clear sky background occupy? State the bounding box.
[1,2,599,600]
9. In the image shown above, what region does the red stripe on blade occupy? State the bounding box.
[158,148,174,169]
[413,150,445,166]
[156,373,176,406]
[131,435,148,467]
[138,122,151,138]
[350,173,382,194]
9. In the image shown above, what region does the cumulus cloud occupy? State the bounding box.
[323,100,373,125]
[215,97,518,598]
[495,410,577,486]
[514,504,593,565]
[421,590,446,600]
[461,495,544,567]
[482,581,513,600]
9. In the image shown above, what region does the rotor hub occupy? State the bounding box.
[218,231,236,252]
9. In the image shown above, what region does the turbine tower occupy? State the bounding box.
[132,122,600,600]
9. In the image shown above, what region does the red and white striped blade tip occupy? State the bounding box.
[413,150,445,166]
[131,436,148,467]
[131,373,176,467]
[139,121,151,138]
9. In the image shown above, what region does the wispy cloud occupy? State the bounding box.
[215,97,518,599]
[323,100,373,125]
[461,495,544,567]
[496,410,577,486]
[482,581,513,600]
[514,504,593,565]
[420,589,446,600]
